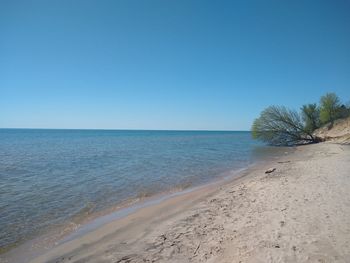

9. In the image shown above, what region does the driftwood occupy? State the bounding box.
[265,168,276,174]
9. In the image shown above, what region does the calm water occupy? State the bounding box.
[0,129,279,250]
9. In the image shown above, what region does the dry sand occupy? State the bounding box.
[2,142,350,263]
[314,117,350,144]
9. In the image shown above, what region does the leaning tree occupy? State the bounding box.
[252,106,320,146]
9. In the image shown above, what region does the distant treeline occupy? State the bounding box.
[252,93,350,146]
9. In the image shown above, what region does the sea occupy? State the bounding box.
[0,129,286,252]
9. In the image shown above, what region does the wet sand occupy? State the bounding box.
[2,142,350,263]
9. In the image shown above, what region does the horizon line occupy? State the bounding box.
[0,127,250,132]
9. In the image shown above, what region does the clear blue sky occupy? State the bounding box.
[1,0,350,130]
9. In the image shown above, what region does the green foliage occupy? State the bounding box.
[251,92,347,146]
[338,104,350,119]
[301,103,320,133]
[252,106,314,146]
[319,93,341,124]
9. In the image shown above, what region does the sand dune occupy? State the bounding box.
[315,117,350,144]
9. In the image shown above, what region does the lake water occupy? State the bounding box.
[0,129,281,251]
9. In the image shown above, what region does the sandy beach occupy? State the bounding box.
[2,142,349,263]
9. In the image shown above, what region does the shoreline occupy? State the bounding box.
[60,166,250,245]
[0,151,289,263]
[4,142,350,262]
[0,160,257,254]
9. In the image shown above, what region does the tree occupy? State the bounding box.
[301,103,320,134]
[338,104,350,119]
[252,106,319,146]
[319,93,341,125]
